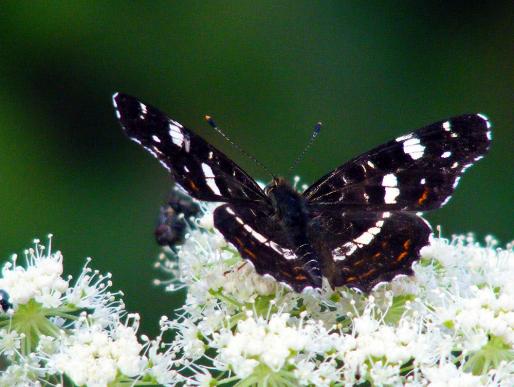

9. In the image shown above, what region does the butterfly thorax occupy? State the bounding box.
[265,178,310,241]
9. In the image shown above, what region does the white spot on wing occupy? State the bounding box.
[354,232,373,245]
[333,218,386,260]
[242,224,267,243]
[396,133,413,142]
[442,121,451,131]
[169,123,184,146]
[477,113,491,129]
[384,187,400,204]
[138,103,148,119]
[152,135,161,143]
[403,137,425,160]
[382,173,397,187]
[268,241,296,260]
[202,163,215,177]
[336,243,357,259]
[158,160,170,171]
[441,151,451,158]
[143,146,158,159]
[441,196,451,206]
[226,207,235,215]
[170,119,183,129]
[420,178,426,184]
[461,163,472,173]
[202,163,221,196]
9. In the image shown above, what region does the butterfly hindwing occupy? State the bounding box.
[304,114,491,212]
[214,204,323,292]
[312,210,431,291]
[113,93,268,205]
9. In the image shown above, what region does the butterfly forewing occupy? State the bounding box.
[113,93,268,205]
[304,114,491,212]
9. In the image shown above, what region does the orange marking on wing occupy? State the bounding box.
[360,268,376,279]
[403,239,412,250]
[346,276,357,282]
[243,248,257,259]
[233,237,244,247]
[372,252,382,260]
[418,188,429,205]
[396,251,409,262]
[189,181,199,191]
[353,259,366,267]
[295,274,307,281]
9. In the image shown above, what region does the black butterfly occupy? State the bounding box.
[113,93,491,292]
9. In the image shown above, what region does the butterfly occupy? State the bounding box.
[113,93,491,292]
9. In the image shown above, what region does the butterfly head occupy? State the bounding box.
[264,177,290,196]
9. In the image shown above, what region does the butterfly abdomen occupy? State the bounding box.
[266,179,323,289]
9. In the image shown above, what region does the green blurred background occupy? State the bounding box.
[0,1,512,335]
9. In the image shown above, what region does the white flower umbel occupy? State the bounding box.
[156,200,514,386]
[1,200,512,385]
[0,237,184,386]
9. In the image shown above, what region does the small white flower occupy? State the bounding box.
[0,329,23,357]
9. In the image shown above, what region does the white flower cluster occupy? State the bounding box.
[0,206,512,386]
[157,205,514,386]
[0,237,183,386]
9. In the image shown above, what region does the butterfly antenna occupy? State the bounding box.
[287,122,322,175]
[205,116,276,180]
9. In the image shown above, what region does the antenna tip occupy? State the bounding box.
[205,115,216,128]
[314,122,322,135]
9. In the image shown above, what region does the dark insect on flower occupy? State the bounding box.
[155,188,201,247]
[113,93,491,293]
[0,289,12,312]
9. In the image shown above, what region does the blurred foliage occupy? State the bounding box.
[0,1,512,335]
